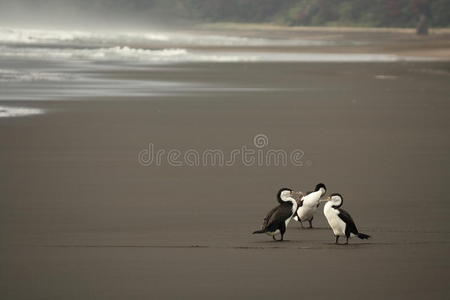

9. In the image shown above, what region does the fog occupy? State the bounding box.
[0,0,185,30]
[2,0,448,31]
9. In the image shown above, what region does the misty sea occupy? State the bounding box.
[0,26,437,109]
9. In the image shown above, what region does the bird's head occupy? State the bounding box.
[315,183,327,195]
[277,188,293,202]
[322,193,343,208]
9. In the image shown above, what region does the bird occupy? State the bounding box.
[253,188,298,241]
[293,183,327,228]
[322,193,370,244]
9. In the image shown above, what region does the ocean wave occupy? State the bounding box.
[0,27,332,47]
[0,69,74,82]
[0,45,435,63]
[0,46,192,61]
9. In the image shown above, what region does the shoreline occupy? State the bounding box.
[198,22,450,34]
[194,23,450,60]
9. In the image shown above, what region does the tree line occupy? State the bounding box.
[170,0,449,28]
[11,0,449,28]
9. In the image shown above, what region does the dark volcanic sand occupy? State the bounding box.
[1,62,449,299]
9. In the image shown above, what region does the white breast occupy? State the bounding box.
[285,200,298,226]
[297,205,317,221]
[323,202,346,236]
[296,190,321,221]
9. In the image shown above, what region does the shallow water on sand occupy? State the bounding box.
[0,27,441,104]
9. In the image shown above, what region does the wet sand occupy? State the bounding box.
[1,60,449,299]
[196,23,450,59]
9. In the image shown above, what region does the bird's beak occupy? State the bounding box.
[319,196,331,203]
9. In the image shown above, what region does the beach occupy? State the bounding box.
[0,27,450,299]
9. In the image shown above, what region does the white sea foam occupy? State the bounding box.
[0,106,43,117]
[0,27,332,47]
[374,74,398,80]
[0,46,191,61]
[0,69,74,82]
[0,27,437,63]
[0,45,436,63]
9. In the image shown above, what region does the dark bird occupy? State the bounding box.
[322,193,370,244]
[253,188,298,241]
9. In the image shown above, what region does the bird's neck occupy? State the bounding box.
[285,197,297,213]
[282,196,296,206]
[324,201,334,212]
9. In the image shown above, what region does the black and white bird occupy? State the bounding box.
[322,193,370,244]
[253,188,298,241]
[293,183,327,228]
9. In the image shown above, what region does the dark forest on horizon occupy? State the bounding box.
[3,0,450,28]
[173,0,449,28]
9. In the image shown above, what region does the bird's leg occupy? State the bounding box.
[272,235,277,241]
[279,224,286,242]
[335,236,339,244]
[299,221,304,229]
[346,237,349,245]
[308,217,313,229]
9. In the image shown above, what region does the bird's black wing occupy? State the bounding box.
[262,205,279,228]
[337,208,358,234]
[264,203,294,232]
